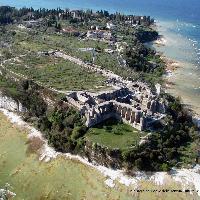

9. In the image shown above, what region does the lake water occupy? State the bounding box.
[156,20,200,114]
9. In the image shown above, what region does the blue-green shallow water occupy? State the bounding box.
[0,0,200,112]
[156,20,200,114]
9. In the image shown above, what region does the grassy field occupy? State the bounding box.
[3,53,107,91]
[4,25,108,55]
[0,24,163,86]
[85,119,142,150]
[95,52,140,80]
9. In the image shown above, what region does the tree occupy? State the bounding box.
[135,158,143,169]
[71,126,87,140]
[57,23,62,31]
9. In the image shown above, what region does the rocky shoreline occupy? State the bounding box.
[156,40,200,128]
[153,36,167,46]
[153,36,181,78]
[153,22,200,127]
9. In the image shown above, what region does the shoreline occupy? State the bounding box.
[160,49,200,128]
[162,55,181,78]
[151,34,182,80]
[1,108,200,195]
[157,41,200,126]
[153,35,167,46]
[154,20,200,120]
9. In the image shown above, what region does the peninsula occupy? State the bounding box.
[0,6,199,174]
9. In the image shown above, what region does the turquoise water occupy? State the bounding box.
[0,0,200,112]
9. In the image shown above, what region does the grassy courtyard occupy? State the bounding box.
[85,119,142,150]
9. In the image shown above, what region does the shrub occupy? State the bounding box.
[160,163,170,171]
[71,126,87,140]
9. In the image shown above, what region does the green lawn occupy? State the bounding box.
[85,119,141,150]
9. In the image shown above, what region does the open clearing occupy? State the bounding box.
[86,118,145,149]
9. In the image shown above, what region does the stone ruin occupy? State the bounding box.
[66,82,166,131]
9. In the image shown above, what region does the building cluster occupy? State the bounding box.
[62,27,80,36]
[66,82,166,131]
[86,30,115,42]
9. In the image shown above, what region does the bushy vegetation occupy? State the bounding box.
[135,27,159,43]
[122,95,199,171]
[0,75,19,97]
[38,102,87,153]
[0,77,48,117]
[18,80,48,117]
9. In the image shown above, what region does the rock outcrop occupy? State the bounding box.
[84,140,122,169]
[0,92,27,112]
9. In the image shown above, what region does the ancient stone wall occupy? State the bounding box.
[66,85,166,131]
[84,101,147,131]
